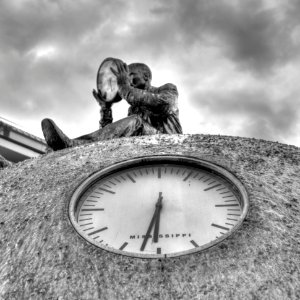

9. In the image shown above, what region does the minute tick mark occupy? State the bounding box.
[98,187,115,194]
[127,174,136,183]
[204,183,221,191]
[183,171,193,181]
[211,223,229,231]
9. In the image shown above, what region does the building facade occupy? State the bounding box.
[0,119,46,163]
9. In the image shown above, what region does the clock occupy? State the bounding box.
[68,155,249,258]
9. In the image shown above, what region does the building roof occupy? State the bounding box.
[0,118,47,162]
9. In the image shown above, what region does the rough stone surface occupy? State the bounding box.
[0,134,299,299]
[0,154,12,169]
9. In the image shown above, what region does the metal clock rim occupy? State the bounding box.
[68,154,250,259]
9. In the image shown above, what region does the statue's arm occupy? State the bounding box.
[119,84,178,112]
[99,107,113,128]
[92,89,113,128]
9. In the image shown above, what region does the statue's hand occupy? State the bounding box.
[111,61,130,87]
[92,89,112,109]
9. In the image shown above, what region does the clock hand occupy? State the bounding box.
[153,193,163,243]
[140,192,163,251]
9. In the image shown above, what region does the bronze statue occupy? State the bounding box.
[41,58,182,151]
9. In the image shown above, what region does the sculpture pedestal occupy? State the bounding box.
[0,134,299,299]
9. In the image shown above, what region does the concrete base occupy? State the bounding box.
[0,134,299,299]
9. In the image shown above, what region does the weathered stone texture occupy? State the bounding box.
[0,134,299,299]
[0,154,12,169]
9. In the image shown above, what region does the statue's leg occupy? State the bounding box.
[41,118,73,151]
[41,115,158,151]
[75,115,158,142]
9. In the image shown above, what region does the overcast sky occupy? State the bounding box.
[1,0,300,146]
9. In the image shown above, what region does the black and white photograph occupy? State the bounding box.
[0,0,299,299]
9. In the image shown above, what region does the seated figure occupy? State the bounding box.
[41,60,182,151]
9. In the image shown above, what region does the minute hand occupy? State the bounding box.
[153,196,163,243]
[140,192,163,251]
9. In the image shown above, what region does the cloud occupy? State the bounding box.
[0,0,128,121]
[146,0,300,75]
[0,0,300,146]
[191,87,300,143]
[0,0,128,53]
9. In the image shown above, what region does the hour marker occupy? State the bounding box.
[81,208,104,211]
[119,242,128,250]
[183,171,193,181]
[157,247,161,254]
[204,184,221,191]
[127,174,136,183]
[158,167,161,178]
[190,240,199,247]
[211,223,229,231]
[98,187,115,194]
[215,204,239,207]
[88,227,108,236]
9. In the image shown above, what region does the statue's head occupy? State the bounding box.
[128,63,152,89]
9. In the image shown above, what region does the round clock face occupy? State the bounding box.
[69,156,249,258]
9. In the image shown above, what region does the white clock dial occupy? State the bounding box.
[69,156,249,258]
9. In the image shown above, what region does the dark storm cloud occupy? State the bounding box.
[0,0,129,120]
[0,0,300,145]
[192,88,300,142]
[133,0,300,144]
[146,0,300,74]
[0,0,126,54]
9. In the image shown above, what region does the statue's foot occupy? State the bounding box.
[41,118,72,151]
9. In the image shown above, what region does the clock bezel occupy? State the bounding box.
[68,155,250,258]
